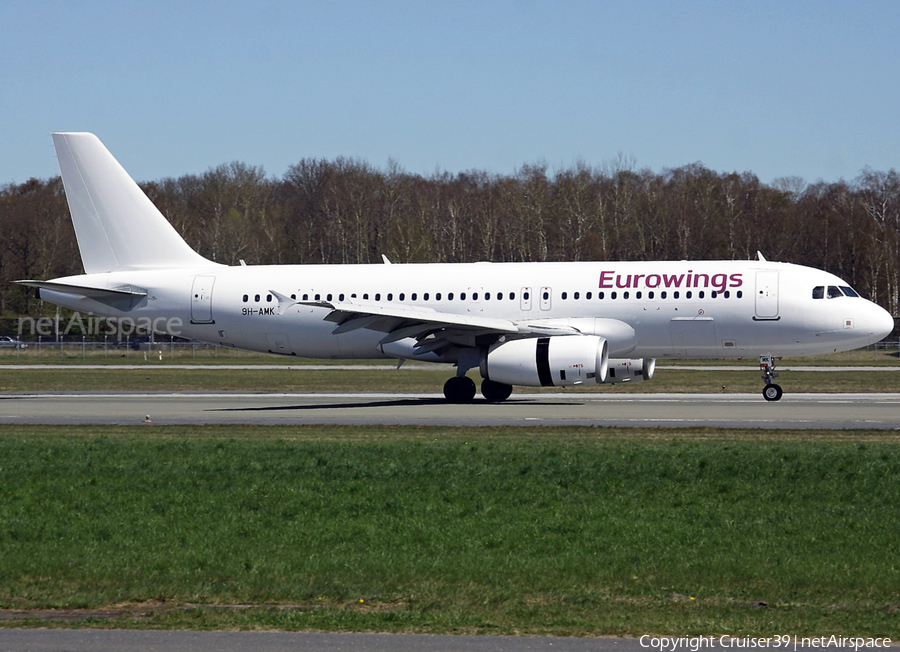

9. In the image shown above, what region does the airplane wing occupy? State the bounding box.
[270,291,585,354]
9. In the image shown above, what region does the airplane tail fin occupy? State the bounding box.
[52,132,212,274]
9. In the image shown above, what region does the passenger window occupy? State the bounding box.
[736,291,742,298]
[363,293,369,300]
[812,286,824,299]
[485,292,491,300]
[523,291,529,300]
[561,292,568,300]
[648,291,654,299]
[242,294,248,302]
[302,294,309,301]
[423,293,429,301]
[460,292,466,300]
[624,291,629,299]
[723,291,730,298]
[411,293,417,301]
[711,291,717,298]
[586,292,592,300]
[291,294,297,300]
[673,291,680,299]
[472,292,478,300]
[387,293,393,301]
[448,293,454,300]
[254,294,260,302]
[686,291,692,299]
[510,292,515,300]
[267,294,273,302]
[542,291,549,300]
[661,291,667,299]
[339,293,345,301]
[574,292,580,300]
[399,293,405,301]
[611,292,617,300]
[827,286,842,299]
[698,291,704,299]
[436,293,442,301]
[599,292,605,300]
[375,293,381,301]
[636,291,642,299]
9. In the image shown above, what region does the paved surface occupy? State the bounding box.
[0,630,873,652]
[1,391,898,429]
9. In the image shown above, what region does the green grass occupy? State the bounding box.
[1,425,899,636]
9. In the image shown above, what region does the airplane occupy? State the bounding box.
[14,133,895,403]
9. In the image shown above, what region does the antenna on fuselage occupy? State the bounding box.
[382,255,392,265]
[757,251,767,262]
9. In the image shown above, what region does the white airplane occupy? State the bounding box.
[16,133,895,402]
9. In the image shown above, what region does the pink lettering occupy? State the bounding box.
[599,271,614,289]
[616,274,632,289]
[712,273,728,292]
[663,274,685,288]
[729,273,743,288]
[645,274,661,288]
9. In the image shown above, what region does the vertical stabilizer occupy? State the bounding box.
[52,132,211,273]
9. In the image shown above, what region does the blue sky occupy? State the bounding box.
[2,1,898,185]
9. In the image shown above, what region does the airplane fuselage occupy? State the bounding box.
[41,258,889,360]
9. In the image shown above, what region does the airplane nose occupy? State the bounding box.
[874,304,895,341]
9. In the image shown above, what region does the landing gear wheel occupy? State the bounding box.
[481,379,513,402]
[759,355,783,402]
[443,376,476,403]
[762,383,783,402]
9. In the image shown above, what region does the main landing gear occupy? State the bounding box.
[759,355,783,402]
[442,377,513,403]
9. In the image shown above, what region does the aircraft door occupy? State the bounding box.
[540,287,552,311]
[191,275,216,324]
[754,271,780,320]
[520,287,532,311]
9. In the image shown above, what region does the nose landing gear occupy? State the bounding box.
[760,355,783,401]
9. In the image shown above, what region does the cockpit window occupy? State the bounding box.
[812,286,824,299]
[827,286,843,299]
[840,286,860,298]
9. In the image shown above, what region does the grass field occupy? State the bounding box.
[1,425,898,636]
[1,365,899,394]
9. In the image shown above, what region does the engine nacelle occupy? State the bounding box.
[481,335,609,387]
[603,358,656,384]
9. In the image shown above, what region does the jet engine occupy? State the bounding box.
[481,335,609,387]
[603,358,656,384]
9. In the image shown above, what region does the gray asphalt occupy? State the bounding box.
[0,629,619,652]
[0,630,876,652]
[1,391,898,429]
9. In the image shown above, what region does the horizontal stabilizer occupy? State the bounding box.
[14,280,147,308]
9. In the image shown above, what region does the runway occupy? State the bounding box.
[1,391,898,429]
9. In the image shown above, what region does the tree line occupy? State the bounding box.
[1,158,898,318]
